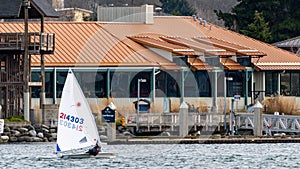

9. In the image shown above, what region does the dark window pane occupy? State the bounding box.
[130,72,150,98]
[56,71,67,98]
[291,72,300,96]
[265,71,278,96]
[111,72,130,98]
[280,72,290,96]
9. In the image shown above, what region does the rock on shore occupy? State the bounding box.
[0,123,57,143]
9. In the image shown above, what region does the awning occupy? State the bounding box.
[187,57,214,71]
[193,37,266,57]
[161,36,235,56]
[129,36,196,56]
[220,58,246,71]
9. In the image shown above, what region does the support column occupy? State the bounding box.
[253,101,263,136]
[107,102,116,142]
[212,70,218,112]
[180,69,185,103]
[40,16,46,109]
[53,68,57,104]
[23,0,30,121]
[179,101,188,137]
[278,72,281,95]
[245,69,249,107]
[106,69,111,98]
[151,68,155,102]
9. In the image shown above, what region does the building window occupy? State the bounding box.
[280,72,290,96]
[280,71,300,96]
[265,71,278,96]
[56,71,67,98]
[237,57,251,67]
[196,71,211,97]
[111,72,130,98]
[31,71,54,98]
[155,71,167,97]
[130,72,150,98]
[184,71,199,97]
[31,72,41,98]
[224,72,245,97]
[167,71,180,97]
[291,72,300,96]
[45,71,54,98]
[95,72,106,98]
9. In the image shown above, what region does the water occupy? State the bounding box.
[0,142,299,169]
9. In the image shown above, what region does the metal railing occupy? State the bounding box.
[236,113,300,133]
[124,112,224,132]
[124,112,300,133]
[0,32,55,53]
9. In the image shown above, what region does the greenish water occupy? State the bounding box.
[0,142,299,168]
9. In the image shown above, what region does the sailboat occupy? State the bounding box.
[56,69,115,159]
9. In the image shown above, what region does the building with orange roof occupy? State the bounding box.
[1,4,300,118]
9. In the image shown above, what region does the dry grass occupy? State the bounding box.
[263,96,300,115]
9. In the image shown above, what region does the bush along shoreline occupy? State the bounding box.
[0,122,57,143]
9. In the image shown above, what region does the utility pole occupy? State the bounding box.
[23,0,30,121]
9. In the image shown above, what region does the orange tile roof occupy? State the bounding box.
[0,22,178,69]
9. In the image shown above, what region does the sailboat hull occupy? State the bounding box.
[61,152,116,159]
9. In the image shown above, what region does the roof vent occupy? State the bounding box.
[199,18,203,25]
[203,20,206,27]
[155,7,162,12]
[192,15,197,21]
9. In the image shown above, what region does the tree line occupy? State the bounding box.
[63,0,300,43]
[161,0,300,43]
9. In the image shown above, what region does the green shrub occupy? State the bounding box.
[4,116,25,123]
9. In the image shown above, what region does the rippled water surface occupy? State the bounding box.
[0,142,299,168]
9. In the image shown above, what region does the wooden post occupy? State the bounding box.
[179,102,188,137]
[40,16,46,110]
[253,101,263,136]
[23,0,30,121]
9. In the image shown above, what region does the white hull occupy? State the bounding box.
[60,152,116,159]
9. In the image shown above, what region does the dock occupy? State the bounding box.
[108,136,300,144]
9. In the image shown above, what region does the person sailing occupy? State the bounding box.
[87,143,101,156]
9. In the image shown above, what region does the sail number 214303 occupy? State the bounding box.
[59,112,84,131]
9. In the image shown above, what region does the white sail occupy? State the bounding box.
[56,69,100,153]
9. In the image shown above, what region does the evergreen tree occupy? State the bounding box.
[215,0,300,43]
[241,11,272,43]
[160,0,196,16]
